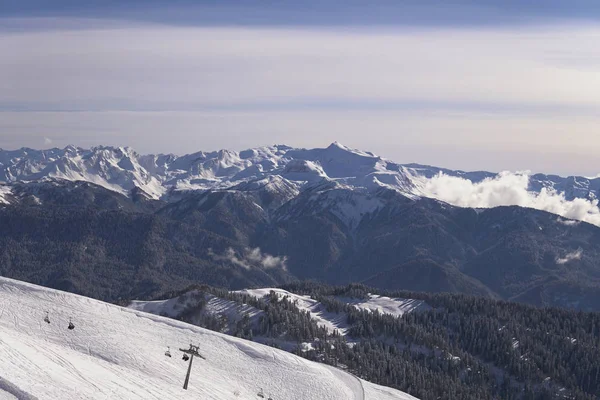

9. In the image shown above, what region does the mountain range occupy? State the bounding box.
[1,143,599,310]
[1,142,599,203]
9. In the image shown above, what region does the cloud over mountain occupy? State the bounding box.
[209,247,287,271]
[556,248,583,265]
[422,172,600,227]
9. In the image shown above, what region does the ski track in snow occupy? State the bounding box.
[0,278,417,400]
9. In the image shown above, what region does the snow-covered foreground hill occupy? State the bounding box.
[0,277,417,400]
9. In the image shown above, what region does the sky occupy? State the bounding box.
[2,1,600,176]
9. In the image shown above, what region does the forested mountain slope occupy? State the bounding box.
[1,179,600,310]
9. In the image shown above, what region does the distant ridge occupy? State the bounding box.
[0,143,598,205]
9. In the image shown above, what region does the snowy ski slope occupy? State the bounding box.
[236,288,349,334]
[237,289,429,335]
[0,277,417,400]
[340,295,430,318]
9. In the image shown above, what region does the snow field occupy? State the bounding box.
[341,295,431,318]
[0,278,417,400]
[236,288,350,335]
[238,288,429,334]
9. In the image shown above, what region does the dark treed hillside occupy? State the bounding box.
[1,179,600,311]
[0,207,290,300]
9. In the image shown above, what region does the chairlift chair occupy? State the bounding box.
[44,311,50,324]
[257,388,265,398]
[68,318,75,330]
[164,347,172,357]
[182,353,189,361]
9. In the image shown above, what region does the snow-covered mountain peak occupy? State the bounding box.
[327,141,378,158]
[64,144,79,152]
[0,143,410,200]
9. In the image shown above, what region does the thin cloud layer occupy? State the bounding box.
[4,22,600,107]
[422,172,600,226]
[2,18,600,174]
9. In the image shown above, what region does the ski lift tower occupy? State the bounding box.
[179,344,205,390]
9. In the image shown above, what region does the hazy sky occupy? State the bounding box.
[2,1,600,176]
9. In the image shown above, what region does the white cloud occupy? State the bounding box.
[208,247,287,271]
[556,248,583,264]
[421,172,600,226]
[246,247,288,269]
[556,216,581,226]
[43,137,53,145]
[209,248,251,270]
